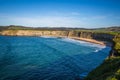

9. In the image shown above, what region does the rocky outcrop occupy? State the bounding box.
[1,30,69,37]
[1,30,114,41]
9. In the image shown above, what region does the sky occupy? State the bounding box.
[0,0,120,28]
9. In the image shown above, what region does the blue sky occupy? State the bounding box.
[0,0,120,28]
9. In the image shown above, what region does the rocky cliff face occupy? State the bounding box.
[1,30,114,41]
[1,30,69,37]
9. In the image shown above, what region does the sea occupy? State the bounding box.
[0,36,111,80]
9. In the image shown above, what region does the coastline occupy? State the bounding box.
[0,35,106,46]
[68,37,106,46]
[1,30,113,47]
[40,35,106,46]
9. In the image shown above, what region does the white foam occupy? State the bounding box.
[94,49,99,52]
[40,36,56,38]
[61,38,86,44]
[94,48,104,52]
[79,72,88,78]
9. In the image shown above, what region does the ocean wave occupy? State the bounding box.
[94,46,111,53]
[40,36,56,38]
[79,72,89,79]
[39,36,106,49]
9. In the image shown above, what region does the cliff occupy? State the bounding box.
[84,33,120,80]
[0,30,114,44]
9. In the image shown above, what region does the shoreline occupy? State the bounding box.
[68,37,106,46]
[40,35,107,46]
[38,35,106,46]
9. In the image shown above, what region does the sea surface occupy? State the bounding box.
[0,36,111,80]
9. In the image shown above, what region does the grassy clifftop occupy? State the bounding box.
[84,57,120,80]
[113,34,120,54]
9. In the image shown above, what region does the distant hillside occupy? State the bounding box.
[93,26,120,32]
[0,25,88,31]
[0,25,120,32]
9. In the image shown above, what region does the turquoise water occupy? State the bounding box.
[0,36,111,80]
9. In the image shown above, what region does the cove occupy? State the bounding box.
[0,36,111,80]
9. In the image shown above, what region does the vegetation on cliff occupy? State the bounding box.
[84,33,120,80]
[84,57,120,80]
[113,34,120,55]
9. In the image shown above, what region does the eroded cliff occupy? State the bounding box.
[1,30,114,40]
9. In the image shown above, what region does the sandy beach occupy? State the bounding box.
[68,37,106,46]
